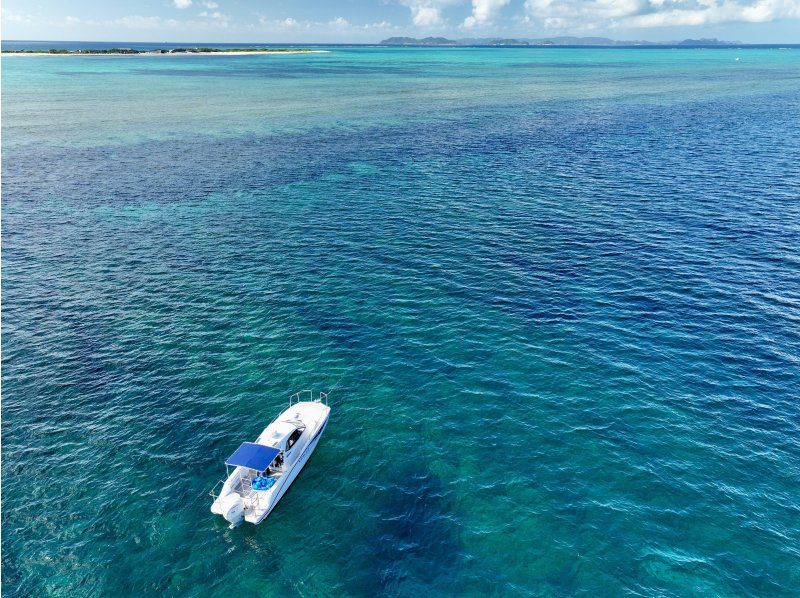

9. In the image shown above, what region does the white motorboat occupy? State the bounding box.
[210,390,330,528]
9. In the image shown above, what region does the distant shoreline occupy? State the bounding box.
[2,48,328,56]
[379,36,747,47]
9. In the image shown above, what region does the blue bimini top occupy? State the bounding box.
[225,442,280,471]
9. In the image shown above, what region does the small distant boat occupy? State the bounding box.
[210,390,330,528]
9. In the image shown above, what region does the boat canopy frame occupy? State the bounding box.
[225,442,280,472]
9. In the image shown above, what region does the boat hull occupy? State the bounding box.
[249,416,328,524]
[211,399,330,526]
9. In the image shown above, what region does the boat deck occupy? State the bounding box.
[232,473,281,522]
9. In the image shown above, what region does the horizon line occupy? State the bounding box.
[3,38,800,46]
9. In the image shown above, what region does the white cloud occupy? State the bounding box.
[115,15,182,29]
[414,6,444,25]
[174,0,192,8]
[400,0,456,27]
[199,10,223,18]
[259,16,310,29]
[523,0,800,29]
[200,0,219,8]
[463,0,511,27]
[55,14,183,30]
[364,20,394,28]
[197,10,230,26]
[257,15,395,33]
[3,9,33,23]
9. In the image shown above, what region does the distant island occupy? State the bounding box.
[2,47,318,55]
[379,36,739,47]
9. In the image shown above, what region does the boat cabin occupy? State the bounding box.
[261,420,306,459]
[221,420,307,498]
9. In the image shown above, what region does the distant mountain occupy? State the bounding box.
[676,38,736,46]
[527,36,652,46]
[454,38,530,46]
[379,36,739,47]
[380,37,458,46]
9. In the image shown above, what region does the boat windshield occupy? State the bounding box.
[286,428,303,450]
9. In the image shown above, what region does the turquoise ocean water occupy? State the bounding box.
[2,45,800,595]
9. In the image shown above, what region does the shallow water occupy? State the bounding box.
[2,46,800,596]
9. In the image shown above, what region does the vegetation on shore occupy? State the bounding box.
[2,47,312,55]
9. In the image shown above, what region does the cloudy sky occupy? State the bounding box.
[3,0,799,43]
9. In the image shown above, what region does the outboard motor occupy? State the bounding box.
[219,494,244,528]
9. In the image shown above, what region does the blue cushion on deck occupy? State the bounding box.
[251,475,275,491]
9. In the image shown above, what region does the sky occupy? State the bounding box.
[2,0,799,43]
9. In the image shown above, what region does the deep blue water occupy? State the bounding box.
[2,46,800,595]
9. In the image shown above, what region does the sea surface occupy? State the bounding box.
[2,44,800,596]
